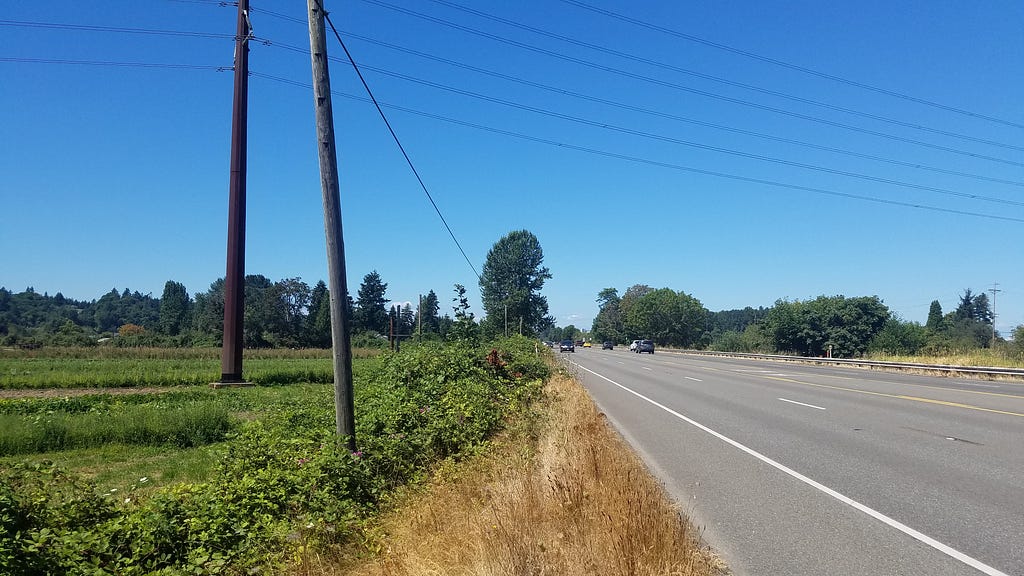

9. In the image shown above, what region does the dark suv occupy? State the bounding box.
[559,339,575,353]
[636,340,654,354]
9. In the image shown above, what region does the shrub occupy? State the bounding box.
[0,338,548,574]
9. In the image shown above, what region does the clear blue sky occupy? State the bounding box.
[2,1,1022,336]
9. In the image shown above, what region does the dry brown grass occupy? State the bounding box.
[293,372,727,576]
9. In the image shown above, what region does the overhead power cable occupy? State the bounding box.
[344,64,1024,208]
[371,0,1023,152]
[559,0,1024,130]
[257,36,1024,201]
[0,57,228,71]
[350,2,1024,164]
[311,0,480,279]
[258,32,1024,189]
[250,71,1024,225]
[0,19,234,40]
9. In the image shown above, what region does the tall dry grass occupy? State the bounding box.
[295,372,727,576]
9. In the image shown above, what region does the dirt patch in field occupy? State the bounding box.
[0,386,178,400]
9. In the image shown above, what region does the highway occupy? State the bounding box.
[564,348,1024,576]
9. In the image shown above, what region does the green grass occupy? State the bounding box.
[0,403,232,455]
[0,347,380,390]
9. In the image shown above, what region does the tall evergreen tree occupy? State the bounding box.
[925,300,944,331]
[158,281,191,336]
[955,289,976,320]
[417,290,440,334]
[354,271,389,334]
[479,230,553,337]
[307,280,332,348]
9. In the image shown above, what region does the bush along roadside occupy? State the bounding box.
[0,337,549,575]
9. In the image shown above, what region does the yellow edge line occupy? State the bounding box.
[761,375,1024,418]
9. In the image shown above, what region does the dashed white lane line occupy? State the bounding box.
[642,366,652,371]
[778,397,826,410]
[685,376,703,382]
[575,363,1010,576]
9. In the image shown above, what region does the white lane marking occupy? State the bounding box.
[576,363,1010,576]
[778,397,826,410]
[617,361,625,365]
[685,376,703,382]
[642,366,652,371]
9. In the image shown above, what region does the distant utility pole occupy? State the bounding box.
[990,283,1001,348]
[217,0,251,386]
[308,0,355,450]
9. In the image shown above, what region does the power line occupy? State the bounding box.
[250,71,1024,225]
[0,57,228,71]
[347,64,1024,209]
[250,6,1024,170]
[350,3,1024,165]
[254,36,1024,206]
[373,0,1024,152]
[245,19,1024,188]
[559,0,1024,130]
[288,34,1024,189]
[310,1,480,280]
[0,19,234,40]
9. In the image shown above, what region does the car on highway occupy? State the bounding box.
[636,339,655,354]
[629,339,640,351]
[602,341,614,350]
[559,339,575,353]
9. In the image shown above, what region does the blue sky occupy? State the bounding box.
[2,1,1022,336]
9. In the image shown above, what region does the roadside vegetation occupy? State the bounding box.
[325,370,725,576]
[0,338,551,574]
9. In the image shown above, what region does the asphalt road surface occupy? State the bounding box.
[564,348,1024,576]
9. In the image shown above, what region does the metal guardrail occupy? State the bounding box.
[666,350,1024,378]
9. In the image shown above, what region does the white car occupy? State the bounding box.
[629,340,640,351]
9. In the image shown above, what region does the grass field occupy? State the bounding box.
[0,346,380,390]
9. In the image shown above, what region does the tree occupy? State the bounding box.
[448,283,478,342]
[306,280,332,348]
[192,279,225,346]
[592,288,625,343]
[955,289,976,320]
[621,288,707,348]
[762,295,889,357]
[869,318,928,355]
[925,300,944,332]
[243,274,277,348]
[479,230,553,337]
[417,290,440,335]
[158,281,191,336]
[354,271,389,335]
[972,293,993,325]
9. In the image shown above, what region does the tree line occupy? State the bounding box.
[1,230,556,349]
[589,285,1021,358]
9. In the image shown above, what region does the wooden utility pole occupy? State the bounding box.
[217,0,251,386]
[307,0,355,449]
[990,283,1001,348]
